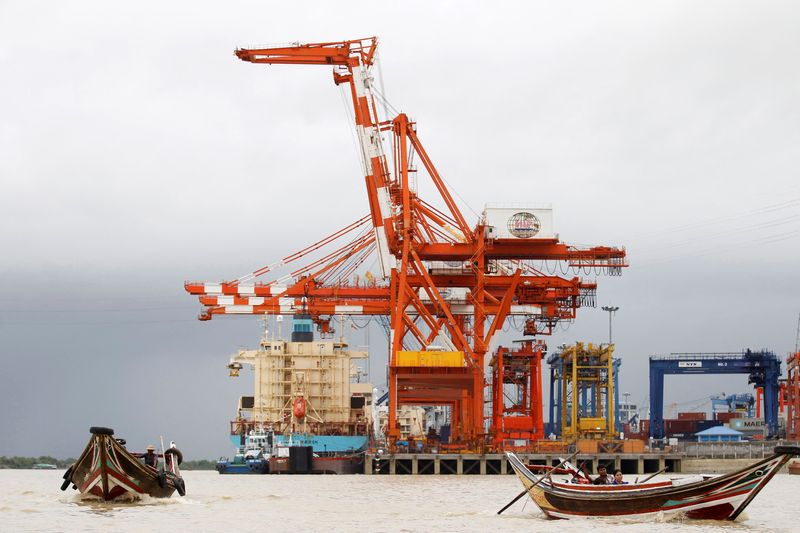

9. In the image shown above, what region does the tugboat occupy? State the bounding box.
[216,429,271,474]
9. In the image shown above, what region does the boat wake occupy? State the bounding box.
[65,492,182,513]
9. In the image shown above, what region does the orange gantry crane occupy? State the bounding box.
[788,353,800,439]
[490,340,546,447]
[185,37,627,450]
[788,314,800,439]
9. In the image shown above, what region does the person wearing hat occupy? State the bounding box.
[142,445,158,468]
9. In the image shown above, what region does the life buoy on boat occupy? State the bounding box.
[164,447,183,465]
[292,396,306,419]
[89,426,114,436]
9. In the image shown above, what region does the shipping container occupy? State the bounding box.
[728,417,766,435]
[715,412,743,423]
[696,420,723,432]
[666,432,689,439]
[678,412,706,421]
[624,432,648,441]
[623,440,645,453]
[664,419,698,434]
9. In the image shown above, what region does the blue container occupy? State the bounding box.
[439,425,451,444]
[696,420,723,433]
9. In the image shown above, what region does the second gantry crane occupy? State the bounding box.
[787,314,800,439]
[185,37,627,450]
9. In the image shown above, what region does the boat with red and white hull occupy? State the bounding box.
[506,445,800,521]
[61,427,185,501]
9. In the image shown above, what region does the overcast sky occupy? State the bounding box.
[1,1,798,459]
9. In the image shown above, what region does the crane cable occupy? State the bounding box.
[338,84,366,175]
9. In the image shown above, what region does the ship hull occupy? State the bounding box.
[216,460,269,474]
[269,453,364,474]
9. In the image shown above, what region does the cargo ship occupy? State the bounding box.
[223,314,372,474]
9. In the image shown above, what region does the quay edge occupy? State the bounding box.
[365,452,683,475]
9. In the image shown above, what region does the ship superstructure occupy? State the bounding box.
[228,314,373,454]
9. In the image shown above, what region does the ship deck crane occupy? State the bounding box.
[185,37,627,450]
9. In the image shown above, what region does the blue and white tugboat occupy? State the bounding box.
[216,430,272,474]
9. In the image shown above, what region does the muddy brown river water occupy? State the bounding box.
[0,470,797,532]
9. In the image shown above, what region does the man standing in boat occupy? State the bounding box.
[592,464,612,484]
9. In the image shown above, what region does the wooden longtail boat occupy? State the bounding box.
[60,427,185,501]
[507,445,800,520]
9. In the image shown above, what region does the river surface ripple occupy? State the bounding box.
[0,470,797,532]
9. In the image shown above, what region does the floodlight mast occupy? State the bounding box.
[601,306,619,344]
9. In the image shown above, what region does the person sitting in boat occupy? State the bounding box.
[139,445,158,468]
[612,469,628,485]
[592,464,612,485]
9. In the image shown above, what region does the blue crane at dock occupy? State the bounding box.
[649,350,781,439]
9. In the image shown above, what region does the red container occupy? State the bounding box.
[715,412,743,423]
[664,419,698,433]
[678,412,706,421]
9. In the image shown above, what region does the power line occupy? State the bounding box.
[1,318,199,326]
[1,306,196,313]
[630,197,800,240]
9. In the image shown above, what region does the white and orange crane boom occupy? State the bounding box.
[236,37,395,278]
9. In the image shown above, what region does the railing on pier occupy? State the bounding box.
[677,440,799,459]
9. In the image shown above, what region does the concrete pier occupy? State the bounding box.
[365,452,682,475]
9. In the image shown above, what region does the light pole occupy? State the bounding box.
[601,306,619,344]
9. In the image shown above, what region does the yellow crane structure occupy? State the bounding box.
[557,342,617,441]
